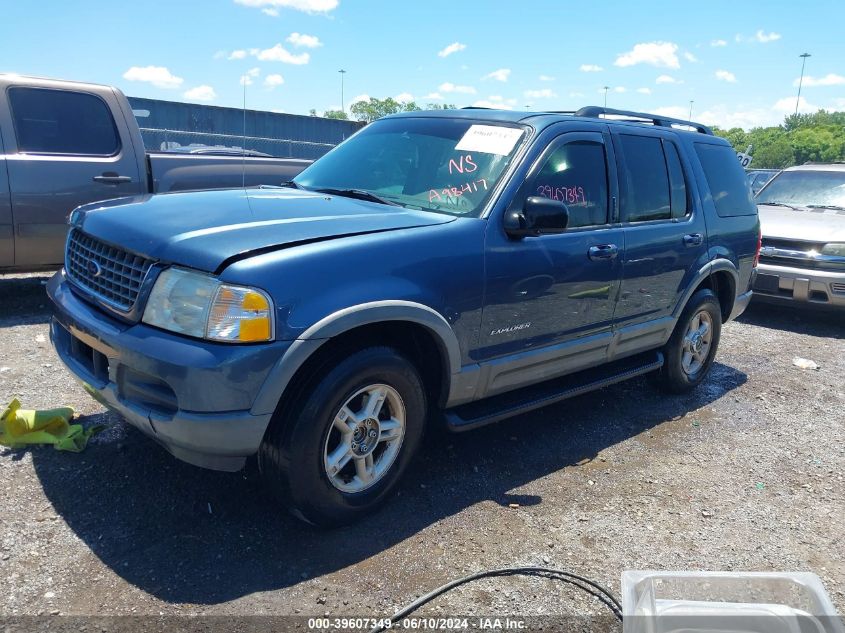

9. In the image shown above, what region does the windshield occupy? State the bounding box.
[756,170,845,208]
[294,117,526,217]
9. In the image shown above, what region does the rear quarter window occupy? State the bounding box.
[694,143,757,217]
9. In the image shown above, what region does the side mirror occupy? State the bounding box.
[504,196,569,238]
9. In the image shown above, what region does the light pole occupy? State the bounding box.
[338,69,347,113]
[603,86,609,108]
[795,53,811,116]
[688,100,694,121]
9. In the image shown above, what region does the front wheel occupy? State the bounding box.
[654,289,722,394]
[258,346,427,527]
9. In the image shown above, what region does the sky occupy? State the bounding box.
[2,0,844,130]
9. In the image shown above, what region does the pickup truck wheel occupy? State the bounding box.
[655,289,722,394]
[259,346,426,527]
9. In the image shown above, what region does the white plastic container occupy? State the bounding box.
[622,571,844,633]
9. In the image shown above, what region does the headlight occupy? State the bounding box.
[821,242,845,257]
[142,267,274,343]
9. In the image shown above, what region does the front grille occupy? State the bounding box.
[66,229,155,312]
[759,237,845,271]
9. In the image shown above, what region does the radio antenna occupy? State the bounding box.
[242,74,247,189]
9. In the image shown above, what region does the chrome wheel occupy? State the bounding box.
[323,384,406,493]
[681,310,713,376]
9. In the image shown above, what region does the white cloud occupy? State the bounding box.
[183,85,217,101]
[655,74,679,84]
[756,29,781,43]
[684,51,698,63]
[636,87,652,94]
[710,39,727,47]
[438,42,466,58]
[580,64,604,72]
[773,95,817,114]
[228,50,248,60]
[213,50,227,60]
[262,7,279,16]
[240,75,253,86]
[615,41,680,69]
[439,82,476,94]
[233,0,338,14]
[394,92,414,103]
[715,69,737,83]
[264,73,284,88]
[424,92,444,100]
[246,67,260,77]
[539,75,555,82]
[483,68,511,82]
[255,43,310,64]
[614,86,626,93]
[286,32,322,48]
[473,99,508,109]
[122,66,183,89]
[524,88,556,99]
[653,106,690,120]
[793,73,845,88]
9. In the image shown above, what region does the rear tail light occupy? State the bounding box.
[753,228,762,267]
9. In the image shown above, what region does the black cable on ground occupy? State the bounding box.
[368,565,622,633]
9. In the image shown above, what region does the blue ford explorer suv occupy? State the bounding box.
[48,107,760,525]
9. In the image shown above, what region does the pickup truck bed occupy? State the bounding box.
[0,74,311,272]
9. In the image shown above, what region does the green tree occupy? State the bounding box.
[350,97,422,122]
[425,103,458,110]
[322,109,349,120]
[713,127,749,151]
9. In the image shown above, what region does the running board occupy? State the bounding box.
[444,351,664,432]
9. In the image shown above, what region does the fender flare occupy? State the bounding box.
[672,258,739,319]
[250,300,461,415]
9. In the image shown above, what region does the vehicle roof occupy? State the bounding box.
[783,163,845,172]
[387,107,722,141]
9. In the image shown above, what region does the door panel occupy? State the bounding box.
[612,129,708,329]
[479,131,623,366]
[0,127,12,268]
[6,87,143,268]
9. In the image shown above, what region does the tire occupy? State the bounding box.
[258,346,427,527]
[654,289,722,394]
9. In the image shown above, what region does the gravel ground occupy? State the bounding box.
[1,273,843,628]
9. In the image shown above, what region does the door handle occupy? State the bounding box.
[588,244,619,261]
[93,174,132,185]
[683,233,703,247]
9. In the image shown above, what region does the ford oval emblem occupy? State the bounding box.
[87,260,102,277]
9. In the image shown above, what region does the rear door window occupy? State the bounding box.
[8,87,120,156]
[618,134,671,222]
[694,143,757,217]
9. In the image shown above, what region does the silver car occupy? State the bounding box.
[754,163,845,309]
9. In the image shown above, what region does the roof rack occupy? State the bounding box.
[574,106,714,135]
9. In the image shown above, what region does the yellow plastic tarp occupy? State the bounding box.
[0,398,102,452]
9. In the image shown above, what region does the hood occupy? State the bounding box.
[757,203,845,243]
[75,188,455,272]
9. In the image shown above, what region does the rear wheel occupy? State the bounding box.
[258,346,426,527]
[654,289,722,394]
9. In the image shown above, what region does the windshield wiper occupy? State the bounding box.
[280,180,305,189]
[313,187,401,206]
[806,204,845,211]
[759,201,801,211]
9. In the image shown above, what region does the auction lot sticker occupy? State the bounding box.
[455,125,523,155]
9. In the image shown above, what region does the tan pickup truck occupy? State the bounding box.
[0,74,311,272]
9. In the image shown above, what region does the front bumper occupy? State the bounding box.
[47,272,291,471]
[753,262,845,309]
